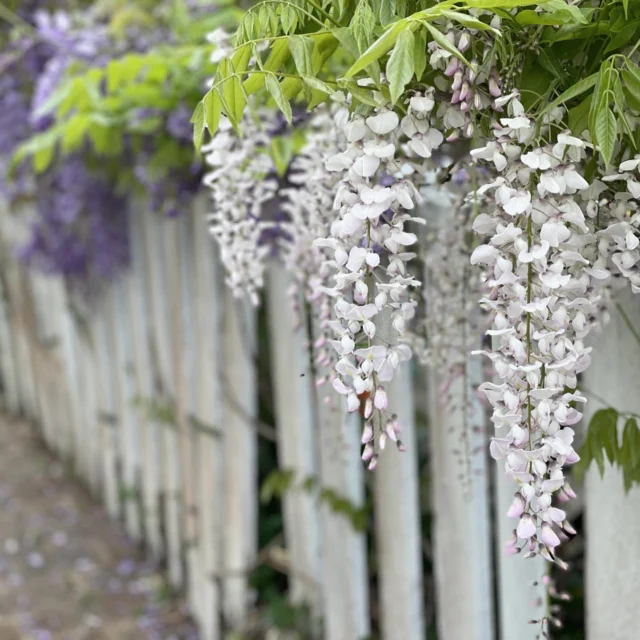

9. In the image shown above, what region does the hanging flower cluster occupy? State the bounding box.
[469,93,610,564]
[599,157,640,293]
[312,97,444,467]
[202,115,279,305]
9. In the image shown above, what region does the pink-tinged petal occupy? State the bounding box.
[516,515,536,540]
[541,523,561,548]
[507,495,525,518]
[361,422,373,444]
[361,442,374,462]
[505,540,519,556]
[332,378,350,395]
[548,507,566,523]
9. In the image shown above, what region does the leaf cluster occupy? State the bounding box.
[9,3,237,181]
[259,467,371,531]
[194,0,640,167]
[576,407,640,492]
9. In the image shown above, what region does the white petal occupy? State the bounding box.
[366,110,399,135]
[470,244,499,265]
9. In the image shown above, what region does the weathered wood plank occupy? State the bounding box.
[266,265,322,614]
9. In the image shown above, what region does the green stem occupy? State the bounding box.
[616,302,640,350]
[301,0,341,26]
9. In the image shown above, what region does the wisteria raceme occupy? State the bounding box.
[469,92,608,564]
[18,155,130,286]
[598,156,640,293]
[312,96,444,467]
[202,115,279,305]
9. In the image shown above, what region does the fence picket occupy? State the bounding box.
[583,290,640,640]
[222,287,258,628]
[374,360,425,640]
[94,287,121,520]
[315,391,370,640]
[128,207,164,558]
[144,213,183,588]
[266,265,322,615]
[176,212,201,616]
[0,253,19,414]
[111,276,143,541]
[427,351,494,640]
[192,198,224,640]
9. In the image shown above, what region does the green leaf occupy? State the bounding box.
[301,75,336,95]
[331,26,361,59]
[280,5,297,34]
[344,19,411,78]
[387,29,415,104]
[33,144,55,174]
[204,89,222,136]
[464,0,552,7]
[265,73,293,123]
[604,21,639,55]
[281,77,304,100]
[413,27,427,80]
[568,95,592,136]
[259,468,295,504]
[516,9,574,25]
[190,101,205,151]
[270,136,295,176]
[288,34,315,77]
[625,59,640,86]
[423,22,468,66]
[545,0,588,23]
[595,106,617,165]
[622,418,639,468]
[545,72,598,113]
[441,10,499,31]
[244,39,290,96]
[622,69,640,110]
[311,32,340,74]
[218,58,246,127]
[536,49,562,79]
[231,43,252,74]
[61,114,90,154]
[351,0,376,53]
[339,80,381,107]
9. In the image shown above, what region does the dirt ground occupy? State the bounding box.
[0,415,199,640]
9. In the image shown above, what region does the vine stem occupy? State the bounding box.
[300,0,341,26]
[616,302,640,350]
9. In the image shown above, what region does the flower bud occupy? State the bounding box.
[361,422,374,444]
[364,397,373,419]
[361,442,374,462]
[363,320,376,339]
[374,386,388,410]
[444,57,459,76]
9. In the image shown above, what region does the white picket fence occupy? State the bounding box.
[0,196,638,640]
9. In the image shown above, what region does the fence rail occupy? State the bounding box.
[0,197,638,639]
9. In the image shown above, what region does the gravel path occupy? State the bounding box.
[0,415,199,640]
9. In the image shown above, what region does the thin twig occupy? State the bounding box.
[616,302,640,350]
